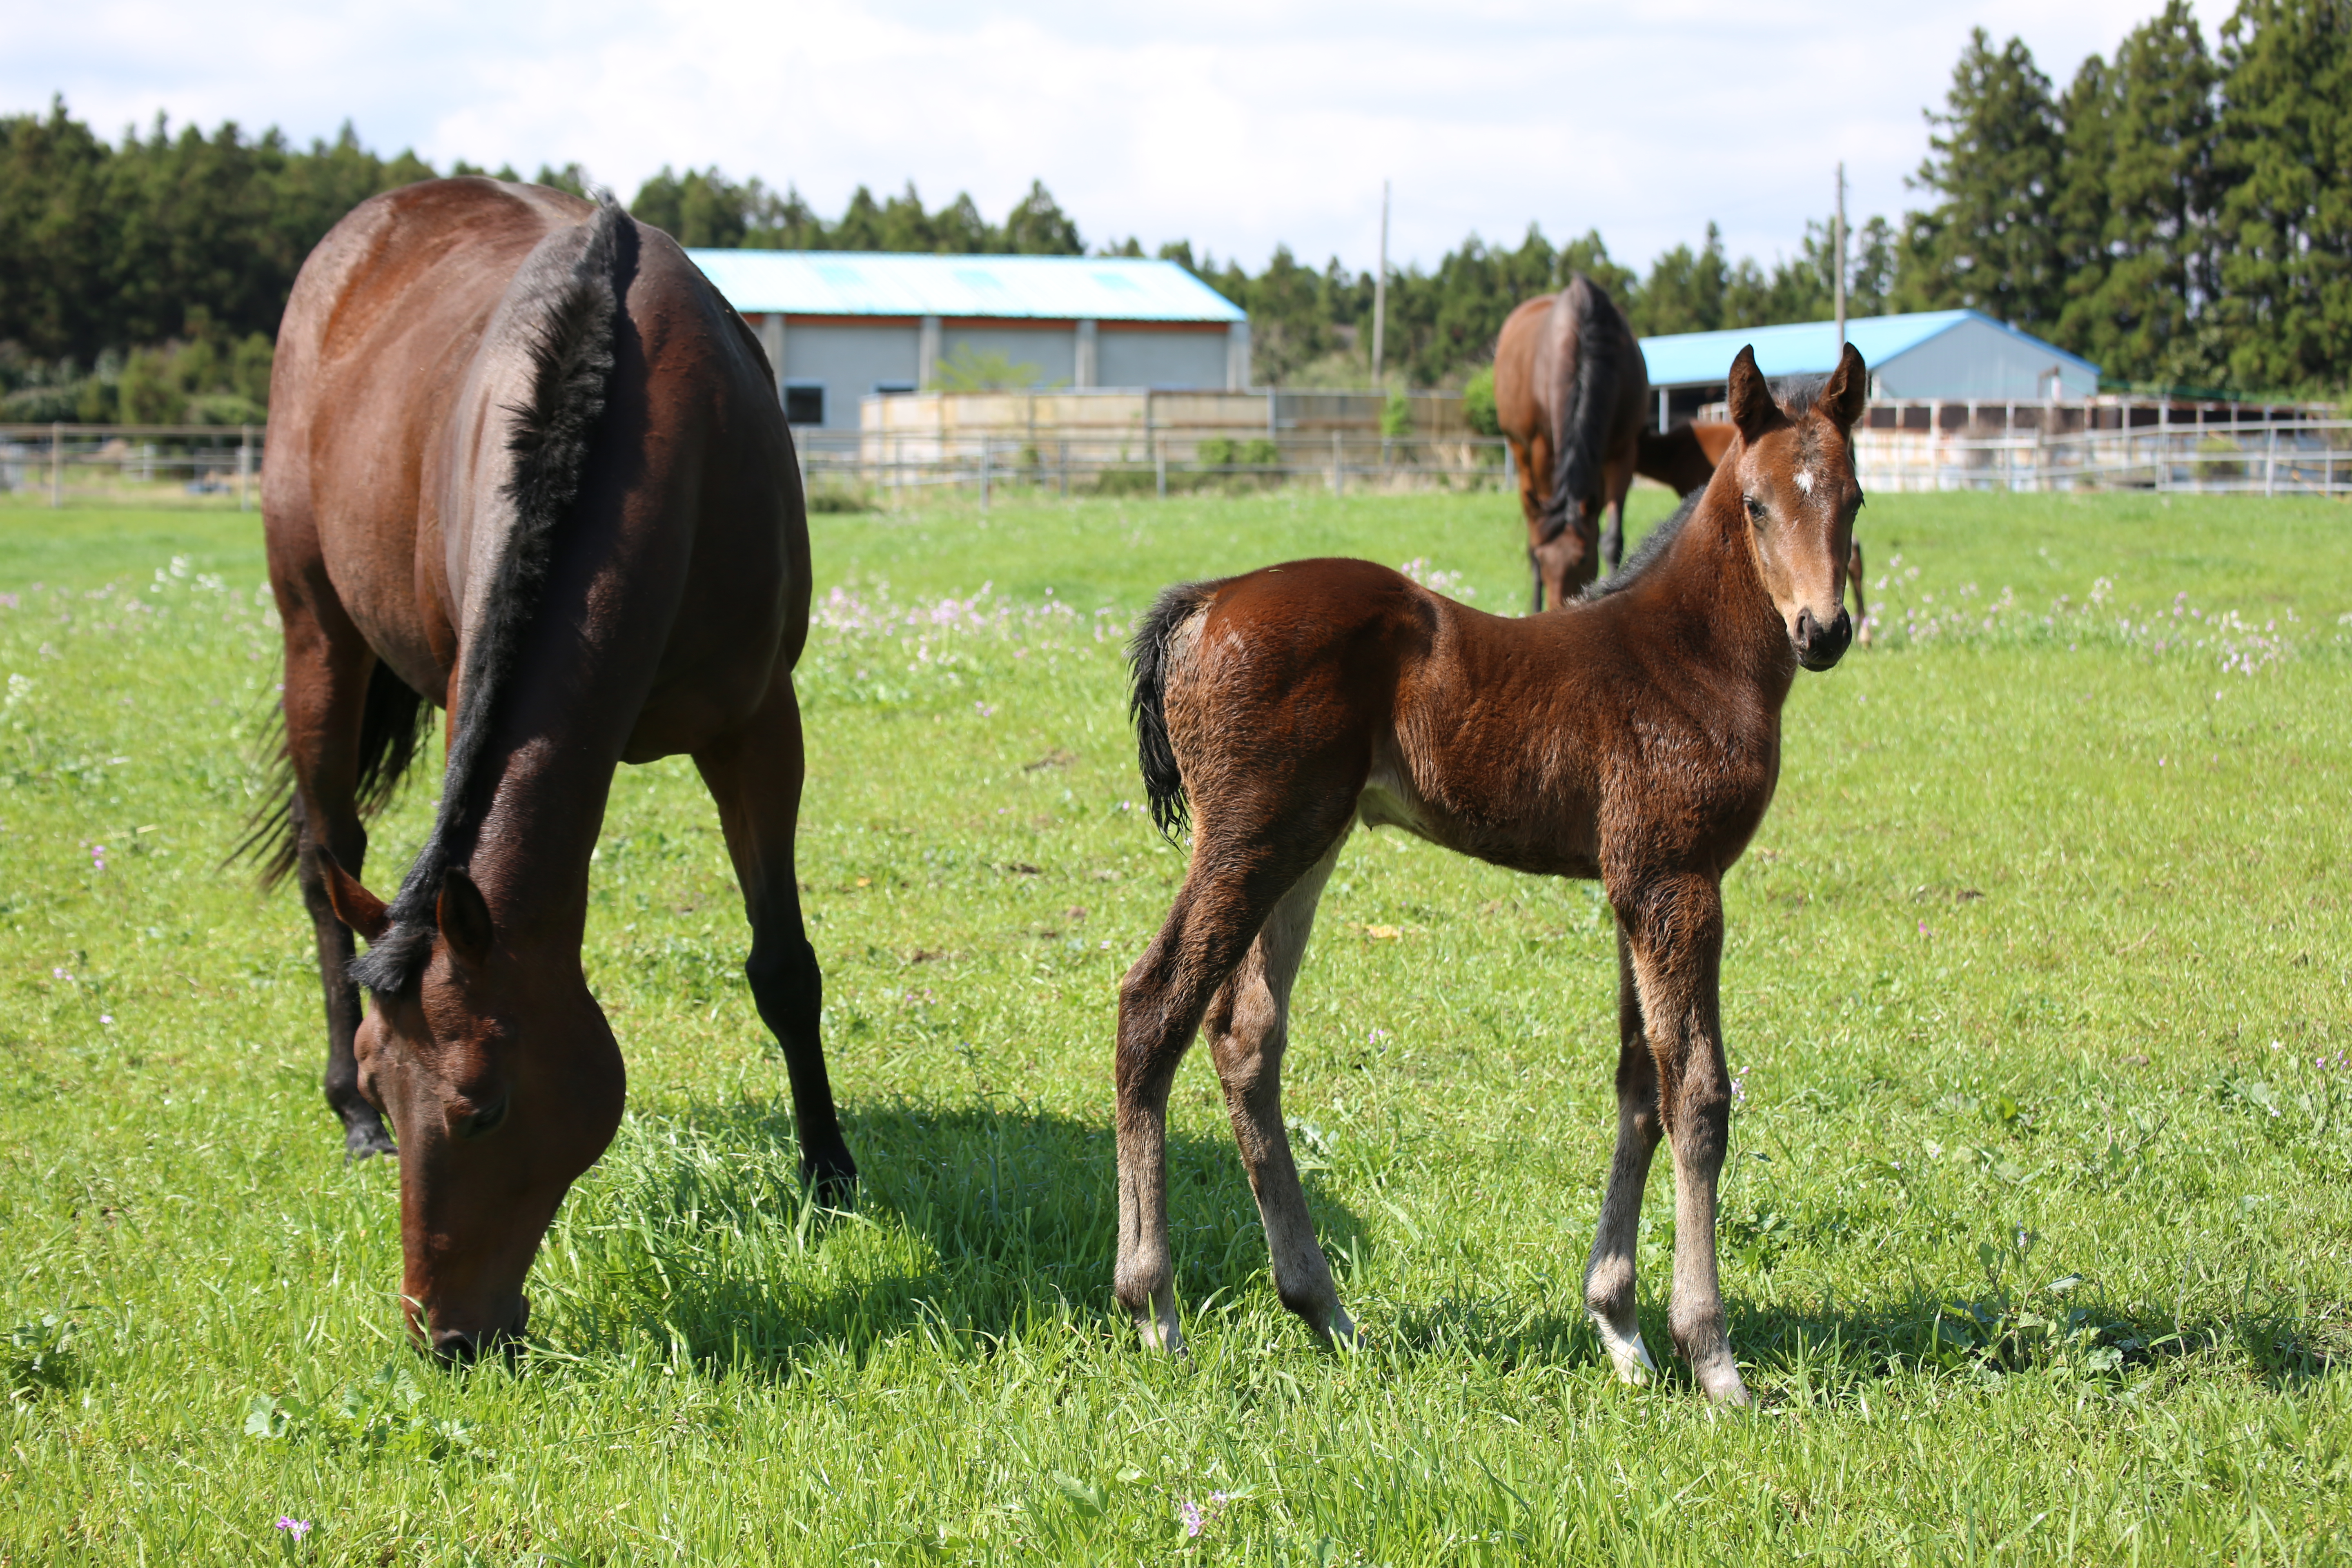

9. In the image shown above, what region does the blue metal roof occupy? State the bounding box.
[686,249,1245,323]
[1638,309,2098,388]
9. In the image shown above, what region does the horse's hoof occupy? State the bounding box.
[1590,1315,1657,1386]
[1694,1357,1752,1406]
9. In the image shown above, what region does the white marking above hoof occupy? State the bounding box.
[1591,1315,1657,1385]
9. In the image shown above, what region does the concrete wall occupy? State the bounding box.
[1875,318,2100,401]
[781,323,922,429]
[1099,329,1230,391]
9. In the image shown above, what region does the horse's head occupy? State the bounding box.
[1723,342,1866,671]
[319,853,625,1361]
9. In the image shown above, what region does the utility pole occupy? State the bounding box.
[1371,179,1389,387]
[1833,162,1847,349]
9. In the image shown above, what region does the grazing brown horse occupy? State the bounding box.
[1115,344,1868,1404]
[249,178,853,1358]
[1493,276,1650,610]
[1639,419,1869,642]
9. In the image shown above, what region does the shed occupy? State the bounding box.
[686,250,1251,430]
[1639,310,2101,426]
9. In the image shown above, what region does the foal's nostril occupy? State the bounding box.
[430,1328,483,1364]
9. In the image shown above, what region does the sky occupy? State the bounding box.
[11,0,2192,277]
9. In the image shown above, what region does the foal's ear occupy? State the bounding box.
[1820,342,1869,430]
[1726,345,1781,440]
[316,849,390,943]
[437,867,494,967]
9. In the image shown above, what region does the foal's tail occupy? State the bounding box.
[1128,579,1221,841]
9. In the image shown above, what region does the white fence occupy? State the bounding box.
[1854,418,2352,494]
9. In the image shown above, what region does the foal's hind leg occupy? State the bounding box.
[1847,537,1871,647]
[1584,917,1662,1383]
[694,675,856,1198]
[1204,830,1356,1345]
[1117,822,1349,1354]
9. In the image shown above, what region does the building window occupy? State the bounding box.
[784,383,825,426]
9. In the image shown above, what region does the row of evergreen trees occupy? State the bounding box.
[2,0,2347,410]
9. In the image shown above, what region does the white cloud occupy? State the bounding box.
[9,0,2185,273]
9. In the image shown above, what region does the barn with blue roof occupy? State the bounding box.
[688,250,1251,431]
[1641,310,2101,426]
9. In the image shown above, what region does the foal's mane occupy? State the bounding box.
[348,195,633,994]
[1536,274,1628,546]
[1582,373,1842,604]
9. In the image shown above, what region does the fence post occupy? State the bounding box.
[49,422,63,508]
[238,424,254,511]
[1154,435,1167,500]
[979,437,991,511]
[2265,425,2276,498]
[1330,430,1343,497]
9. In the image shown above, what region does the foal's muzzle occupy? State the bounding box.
[427,1295,529,1364]
[1793,606,1852,671]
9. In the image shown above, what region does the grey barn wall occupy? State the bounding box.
[1875,319,2100,401]
[1100,330,1228,390]
[940,327,1078,387]
[783,325,921,429]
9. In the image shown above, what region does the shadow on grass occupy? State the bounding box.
[533,1095,1368,1375]
[1380,1283,2340,1399]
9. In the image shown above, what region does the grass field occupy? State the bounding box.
[2,483,2349,1563]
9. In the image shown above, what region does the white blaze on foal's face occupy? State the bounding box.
[1795,468,1816,496]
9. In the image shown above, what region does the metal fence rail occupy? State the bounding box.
[1855,418,2352,494]
[0,423,261,508]
[795,427,1512,502]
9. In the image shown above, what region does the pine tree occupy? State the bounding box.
[2212,0,2352,392]
[1904,29,2065,328]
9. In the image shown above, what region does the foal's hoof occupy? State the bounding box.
[801,1152,860,1208]
[1693,1356,1753,1407]
[1590,1315,1658,1386]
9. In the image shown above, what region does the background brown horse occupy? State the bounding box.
[1493,276,1649,609]
[1116,345,1867,1404]
[250,178,853,1358]
[1639,419,1869,640]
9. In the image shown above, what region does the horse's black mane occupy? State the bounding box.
[1536,273,1626,546]
[348,195,633,994]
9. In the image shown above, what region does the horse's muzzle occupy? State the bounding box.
[1793,606,1852,671]
[427,1295,529,1364]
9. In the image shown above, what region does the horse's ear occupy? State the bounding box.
[316,849,390,943]
[438,867,494,967]
[1726,346,1780,439]
[1820,342,1868,430]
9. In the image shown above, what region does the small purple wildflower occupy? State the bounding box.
[1731,1067,1749,1108]
[99,1014,112,1025]
[1179,1499,1205,1537]
[274,1516,311,1543]
[91,844,107,871]
[973,701,996,717]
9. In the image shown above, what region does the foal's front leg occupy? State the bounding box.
[1619,873,1750,1405]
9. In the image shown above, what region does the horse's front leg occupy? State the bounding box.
[694,675,856,1200]
[1617,872,1749,1405]
[1847,537,1871,647]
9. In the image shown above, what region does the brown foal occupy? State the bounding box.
[1116,344,1868,1403]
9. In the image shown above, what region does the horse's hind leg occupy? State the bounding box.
[1205,829,1355,1346]
[1584,918,1661,1382]
[694,675,856,1198]
[277,586,394,1158]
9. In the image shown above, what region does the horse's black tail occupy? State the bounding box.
[1128,579,1221,842]
[1538,272,1627,545]
[235,654,433,889]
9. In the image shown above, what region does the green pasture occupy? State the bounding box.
[2,483,2349,1563]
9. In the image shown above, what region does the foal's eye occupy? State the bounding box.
[1744,495,1768,526]
[463,1096,509,1137]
